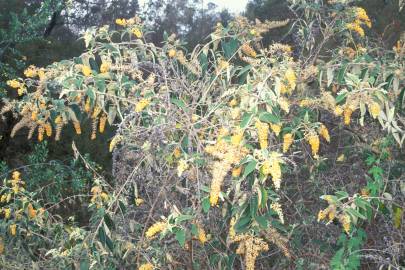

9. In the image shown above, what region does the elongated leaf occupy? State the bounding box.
[255,216,268,229]
[240,112,253,128]
[259,112,279,124]
[243,160,257,178]
[234,216,251,233]
[176,214,194,224]
[346,208,366,220]
[221,38,239,60]
[175,229,186,247]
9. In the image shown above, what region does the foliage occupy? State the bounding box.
[0,0,404,269]
[0,0,66,91]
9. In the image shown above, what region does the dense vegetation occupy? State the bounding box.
[0,0,404,269]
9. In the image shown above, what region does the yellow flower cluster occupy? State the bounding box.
[255,120,269,149]
[318,195,352,233]
[346,7,371,37]
[343,106,354,125]
[6,79,21,89]
[346,22,365,37]
[10,171,25,193]
[284,68,296,93]
[231,127,244,146]
[168,49,177,58]
[177,159,188,176]
[99,114,107,133]
[334,105,343,116]
[138,263,154,270]
[339,214,351,233]
[72,120,81,135]
[9,224,17,236]
[229,98,238,107]
[232,166,242,177]
[268,43,292,55]
[115,17,141,27]
[355,7,371,28]
[115,18,128,26]
[218,59,230,70]
[206,135,249,205]
[197,224,208,244]
[27,203,37,219]
[135,98,150,112]
[109,134,123,152]
[233,234,269,270]
[319,124,330,143]
[0,172,21,203]
[307,132,320,158]
[241,43,257,58]
[270,202,284,224]
[135,198,144,206]
[317,205,336,224]
[146,221,167,239]
[81,65,92,76]
[132,27,143,38]
[6,79,26,96]
[270,123,281,136]
[229,217,236,240]
[24,65,38,78]
[173,147,182,158]
[84,97,91,112]
[90,186,109,208]
[282,133,293,153]
[368,101,381,119]
[100,62,110,73]
[261,152,283,190]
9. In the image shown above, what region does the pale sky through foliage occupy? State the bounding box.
[138,0,249,14]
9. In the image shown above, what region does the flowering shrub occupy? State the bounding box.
[0,1,404,269]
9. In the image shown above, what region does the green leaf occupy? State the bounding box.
[221,38,239,60]
[234,216,251,233]
[259,186,268,208]
[250,196,258,218]
[80,259,90,270]
[104,213,115,230]
[354,197,370,211]
[86,87,96,104]
[237,65,252,77]
[335,93,347,104]
[198,53,208,74]
[255,216,268,229]
[107,105,117,125]
[337,62,348,84]
[98,226,114,251]
[346,208,366,220]
[191,224,198,236]
[95,78,106,93]
[330,248,345,269]
[89,58,98,71]
[170,98,187,111]
[398,87,405,112]
[240,112,253,128]
[175,229,186,247]
[118,199,127,213]
[259,112,279,124]
[175,214,194,224]
[243,160,257,178]
[335,191,349,199]
[202,197,210,213]
[393,206,403,229]
[384,74,394,90]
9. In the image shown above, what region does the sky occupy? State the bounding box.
[138,0,249,14]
